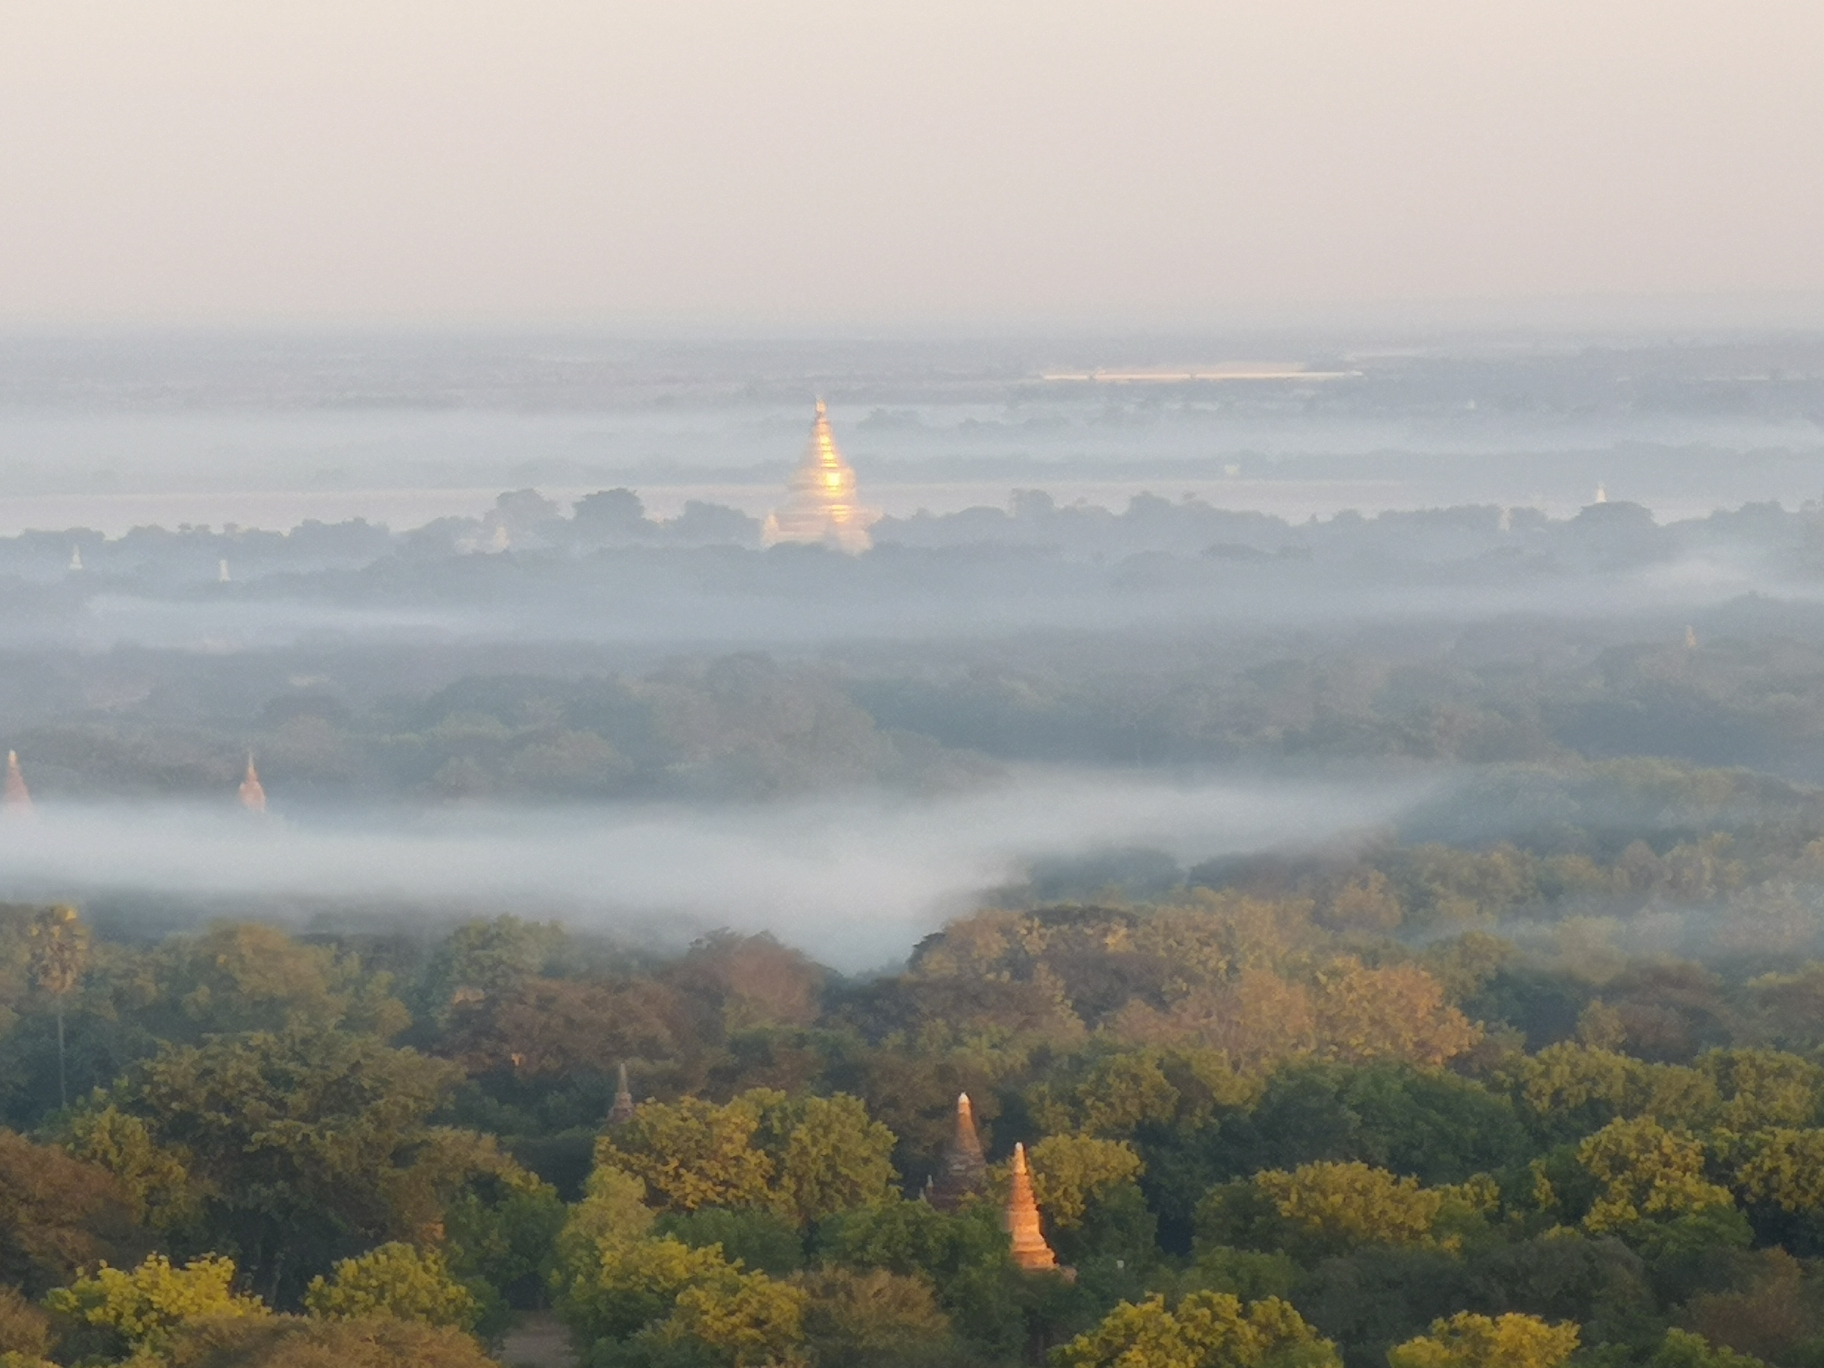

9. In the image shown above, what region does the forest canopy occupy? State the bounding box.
[8,758,1824,1366]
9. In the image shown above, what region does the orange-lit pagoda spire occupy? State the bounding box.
[761,401,878,553]
[3,751,32,817]
[1004,1142,1060,1272]
[238,754,267,814]
[927,1092,988,1210]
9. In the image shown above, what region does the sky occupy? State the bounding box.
[2,1,1822,328]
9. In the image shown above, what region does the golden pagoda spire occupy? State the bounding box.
[1004,1142,1060,1272]
[3,751,32,817]
[761,400,878,553]
[928,1092,988,1210]
[238,753,267,814]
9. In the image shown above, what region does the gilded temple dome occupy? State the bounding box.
[762,401,878,553]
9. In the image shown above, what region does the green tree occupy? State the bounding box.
[304,1243,479,1330]
[556,1236,735,1345]
[65,1104,200,1233]
[770,1094,898,1225]
[1052,1292,1340,1368]
[416,917,565,1030]
[113,1027,476,1301]
[45,1254,266,1358]
[1199,1163,1493,1261]
[1385,1312,1578,1368]
[1026,1135,1143,1231]
[1026,1050,1214,1139]
[817,1198,1026,1358]
[142,922,407,1042]
[794,1267,953,1368]
[657,1208,804,1278]
[27,906,89,1110]
[161,1314,496,1368]
[442,1168,565,1308]
[1649,1328,1768,1367]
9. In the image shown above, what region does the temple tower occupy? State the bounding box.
[608,1062,636,1126]
[3,752,32,817]
[761,401,878,553]
[1003,1142,1060,1272]
[927,1092,988,1210]
[238,754,267,814]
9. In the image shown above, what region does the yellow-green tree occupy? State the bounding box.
[598,1095,776,1213]
[1726,1128,1824,1213]
[1053,1292,1340,1368]
[1649,1328,1770,1367]
[303,1243,478,1331]
[598,1089,897,1225]
[45,1254,266,1358]
[646,1268,809,1368]
[1577,1118,1734,1233]
[1204,1162,1493,1260]
[554,1162,657,1294]
[555,1235,735,1345]
[1386,1313,1579,1368]
[1513,1044,1717,1138]
[1699,1049,1824,1131]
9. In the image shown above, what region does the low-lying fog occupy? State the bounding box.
[0,769,1434,970]
[2,331,1822,963]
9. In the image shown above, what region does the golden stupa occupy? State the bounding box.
[761,401,877,554]
[3,751,32,817]
[238,754,267,814]
[1004,1142,1061,1273]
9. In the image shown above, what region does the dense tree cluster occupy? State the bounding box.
[21,605,1824,807]
[7,763,1824,1364]
[8,494,1824,803]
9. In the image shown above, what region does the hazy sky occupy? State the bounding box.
[3,1,1821,327]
